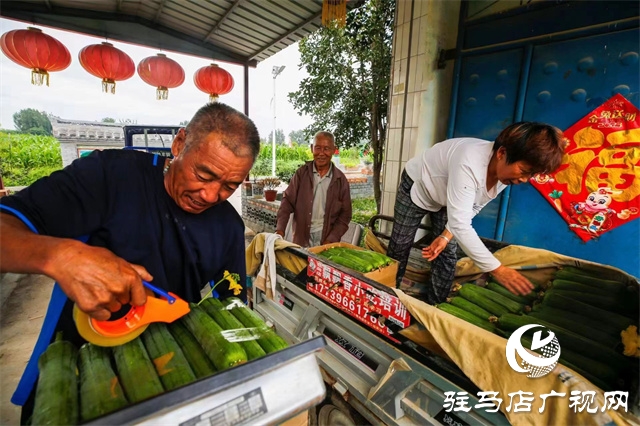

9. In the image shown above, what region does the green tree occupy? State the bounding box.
[179,120,189,126]
[12,109,53,136]
[288,129,308,145]
[101,117,116,123]
[266,129,286,145]
[288,0,394,211]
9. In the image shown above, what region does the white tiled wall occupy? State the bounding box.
[382,0,461,227]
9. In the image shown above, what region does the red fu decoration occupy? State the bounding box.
[79,42,135,94]
[137,53,185,100]
[0,27,71,86]
[194,64,234,102]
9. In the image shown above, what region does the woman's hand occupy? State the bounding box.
[422,236,449,261]
[490,265,534,296]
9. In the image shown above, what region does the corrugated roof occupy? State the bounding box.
[0,0,362,67]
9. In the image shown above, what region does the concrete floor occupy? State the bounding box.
[0,189,249,425]
[0,274,53,426]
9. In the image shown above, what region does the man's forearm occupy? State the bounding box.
[0,213,71,277]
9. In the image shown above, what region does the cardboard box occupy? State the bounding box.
[307,242,398,287]
[306,243,410,342]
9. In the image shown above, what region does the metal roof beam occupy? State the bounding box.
[249,11,321,61]
[203,0,244,41]
[0,3,257,67]
[154,0,169,22]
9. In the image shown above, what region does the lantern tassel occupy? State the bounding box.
[31,69,49,86]
[322,0,347,28]
[156,86,169,100]
[209,94,219,103]
[102,78,116,94]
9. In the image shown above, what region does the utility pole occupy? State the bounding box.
[271,65,285,177]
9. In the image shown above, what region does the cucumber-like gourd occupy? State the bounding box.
[113,337,164,403]
[555,268,627,291]
[519,336,618,391]
[559,360,615,392]
[360,250,393,266]
[481,286,526,313]
[437,303,497,332]
[320,251,369,273]
[78,343,128,422]
[32,332,79,426]
[546,289,620,312]
[181,303,248,370]
[167,321,217,379]
[141,323,196,391]
[550,279,613,296]
[527,309,620,348]
[529,305,623,337]
[497,313,632,368]
[200,298,267,361]
[487,281,535,304]
[349,250,385,269]
[544,289,637,320]
[222,298,289,353]
[541,292,636,331]
[336,248,379,267]
[449,296,496,322]
[458,284,510,316]
[556,269,640,316]
[334,250,375,272]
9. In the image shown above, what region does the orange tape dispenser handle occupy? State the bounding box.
[90,281,190,338]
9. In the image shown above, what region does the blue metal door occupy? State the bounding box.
[450,4,639,276]
[506,29,639,274]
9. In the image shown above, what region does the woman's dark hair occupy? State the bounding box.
[494,122,565,174]
[184,102,260,160]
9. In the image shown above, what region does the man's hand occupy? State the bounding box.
[47,241,152,321]
[275,230,284,238]
[490,265,534,296]
[421,236,448,261]
[1,214,152,321]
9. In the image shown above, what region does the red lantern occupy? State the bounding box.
[137,53,185,100]
[194,64,234,102]
[79,42,135,94]
[0,27,71,86]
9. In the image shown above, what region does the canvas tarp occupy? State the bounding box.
[394,244,639,426]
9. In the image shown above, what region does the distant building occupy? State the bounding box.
[49,115,124,167]
[49,115,176,167]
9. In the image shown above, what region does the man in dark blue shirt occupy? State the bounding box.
[0,103,259,409]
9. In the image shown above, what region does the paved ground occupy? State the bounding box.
[0,274,53,425]
[0,192,247,425]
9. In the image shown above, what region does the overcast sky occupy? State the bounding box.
[0,17,313,141]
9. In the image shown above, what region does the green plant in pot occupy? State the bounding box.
[262,177,281,202]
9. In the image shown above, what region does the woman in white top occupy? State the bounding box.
[387,122,565,304]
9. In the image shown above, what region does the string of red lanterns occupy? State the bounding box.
[0,27,71,86]
[79,42,135,94]
[137,53,185,100]
[194,63,234,102]
[0,27,235,101]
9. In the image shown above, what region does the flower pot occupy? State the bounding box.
[264,189,277,202]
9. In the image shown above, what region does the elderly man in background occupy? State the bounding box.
[276,131,352,247]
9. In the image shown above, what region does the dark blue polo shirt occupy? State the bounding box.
[0,149,247,303]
